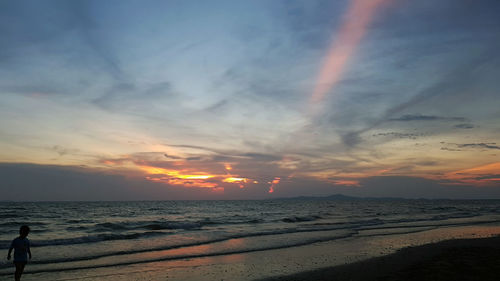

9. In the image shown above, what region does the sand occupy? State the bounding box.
[261,236,500,281]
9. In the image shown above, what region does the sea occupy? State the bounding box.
[1,199,500,280]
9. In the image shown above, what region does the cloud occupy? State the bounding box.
[309,0,392,104]
[372,132,424,140]
[96,148,288,191]
[458,143,500,150]
[0,0,125,81]
[240,153,282,162]
[389,114,466,122]
[441,142,500,151]
[332,47,493,145]
[163,153,183,160]
[2,163,500,200]
[49,145,80,157]
[0,163,216,201]
[440,147,462,152]
[341,132,362,147]
[454,123,475,129]
[442,162,500,186]
[92,81,175,113]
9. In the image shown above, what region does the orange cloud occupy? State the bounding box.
[139,164,253,190]
[442,162,500,186]
[140,165,218,188]
[332,179,360,186]
[268,177,281,193]
[223,177,249,188]
[311,0,390,104]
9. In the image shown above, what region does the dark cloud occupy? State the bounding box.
[164,153,183,160]
[389,114,466,122]
[476,174,500,180]
[441,142,500,151]
[341,132,362,147]
[0,163,218,201]
[333,48,495,146]
[185,156,203,161]
[458,143,500,150]
[454,123,475,129]
[166,144,221,154]
[440,147,462,152]
[98,149,286,178]
[372,132,424,140]
[164,144,283,164]
[240,153,282,162]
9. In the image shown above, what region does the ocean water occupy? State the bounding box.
[1,199,500,278]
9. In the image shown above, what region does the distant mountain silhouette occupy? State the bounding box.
[273,194,432,201]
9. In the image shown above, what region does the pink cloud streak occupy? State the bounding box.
[311,0,390,104]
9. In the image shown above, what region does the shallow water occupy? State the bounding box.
[1,199,500,279]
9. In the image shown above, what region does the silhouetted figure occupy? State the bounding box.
[7,226,31,281]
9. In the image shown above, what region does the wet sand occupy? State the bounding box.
[261,235,500,281]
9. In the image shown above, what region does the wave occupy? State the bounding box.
[282,215,321,223]
[94,221,204,231]
[1,216,495,273]
[68,218,264,233]
[0,221,47,227]
[0,232,166,249]
[0,231,357,275]
[1,212,487,251]
[0,226,359,267]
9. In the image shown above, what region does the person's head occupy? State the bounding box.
[19,225,30,238]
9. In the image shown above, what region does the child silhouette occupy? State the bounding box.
[7,225,31,281]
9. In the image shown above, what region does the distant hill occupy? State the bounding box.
[273,194,419,201]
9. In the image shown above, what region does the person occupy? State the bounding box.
[7,225,31,281]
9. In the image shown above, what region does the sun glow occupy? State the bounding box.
[139,164,252,190]
[140,166,217,188]
[223,177,249,188]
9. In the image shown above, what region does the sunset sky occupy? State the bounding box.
[1,0,500,200]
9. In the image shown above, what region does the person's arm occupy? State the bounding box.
[7,241,13,260]
[27,241,31,259]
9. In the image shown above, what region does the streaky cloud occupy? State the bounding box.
[389,114,466,122]
[310,0,391,105]
[458,143,500,150]
[441,142,500,151]
[454,123,475,129]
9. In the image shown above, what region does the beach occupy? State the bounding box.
[2,200,500,280]
[3,225,500,280]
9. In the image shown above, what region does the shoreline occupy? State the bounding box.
[259,235,500,281]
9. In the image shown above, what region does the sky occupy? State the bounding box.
[1,0,500,200]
